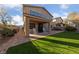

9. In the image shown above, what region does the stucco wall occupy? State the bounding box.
[43,23,49,32]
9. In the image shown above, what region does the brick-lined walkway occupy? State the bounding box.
[0,30,29,54]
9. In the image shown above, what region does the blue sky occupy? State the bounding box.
[0,4,79,25]
[0,4,23,25]
[33,4,79,18]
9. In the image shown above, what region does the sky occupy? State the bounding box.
[0,4,23,25]
[33,4,79,19]
[0,4,79,25]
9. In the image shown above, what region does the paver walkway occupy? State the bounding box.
[0,29,29,54]
[0,37,11,46]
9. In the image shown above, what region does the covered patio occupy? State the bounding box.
[23,5,53,38]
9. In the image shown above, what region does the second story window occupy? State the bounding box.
[30,10,52,20]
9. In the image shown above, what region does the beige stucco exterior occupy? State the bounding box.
[23,5,53,37]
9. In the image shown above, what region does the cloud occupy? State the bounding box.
[0,4,23,25]
[0,4,22,14]
[12,15,23,25]
[53,12,68,19]
[60,4,69,9]
[61,12,68,19]
[0,4,21,8]
[62,16,67,19]
[53,13,61,17]
[62,12,68,17]
[5,4,22,12]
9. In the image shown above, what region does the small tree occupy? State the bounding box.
[67,12,79,31]
[0,7,19,38]
[0,7,13,26]
[67,12,79,23]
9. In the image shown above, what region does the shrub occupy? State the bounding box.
[12,29,19,33]
[65,26,77,32]
[0,28,16,37]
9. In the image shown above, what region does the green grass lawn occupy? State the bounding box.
[6,32,79,54]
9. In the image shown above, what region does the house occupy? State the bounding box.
[23,5,53,37]
[51,17,64,30]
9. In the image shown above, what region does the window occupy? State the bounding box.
[30,23,35,29]
[30,10,52,19]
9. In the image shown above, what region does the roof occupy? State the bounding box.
[23,4,53,17]
[54,17,62,19]
[54,17,63,20]
[52,17,63,22]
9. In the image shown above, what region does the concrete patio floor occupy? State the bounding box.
[30,30,64,40]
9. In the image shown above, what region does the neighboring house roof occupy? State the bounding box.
[54,17,63,21]
[52,17,63,23]
[23,4,53,17]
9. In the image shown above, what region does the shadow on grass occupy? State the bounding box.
[6,32,79,54]
[50,32,79,40]
[33,40,60,54]
[35,40,79,53]
[6,41,59,54]
[6,41,40,54]
[38,37,79,48]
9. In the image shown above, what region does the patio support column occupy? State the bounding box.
[35,23,38,34]
[48,22,51,33]
[24,16,29,38]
